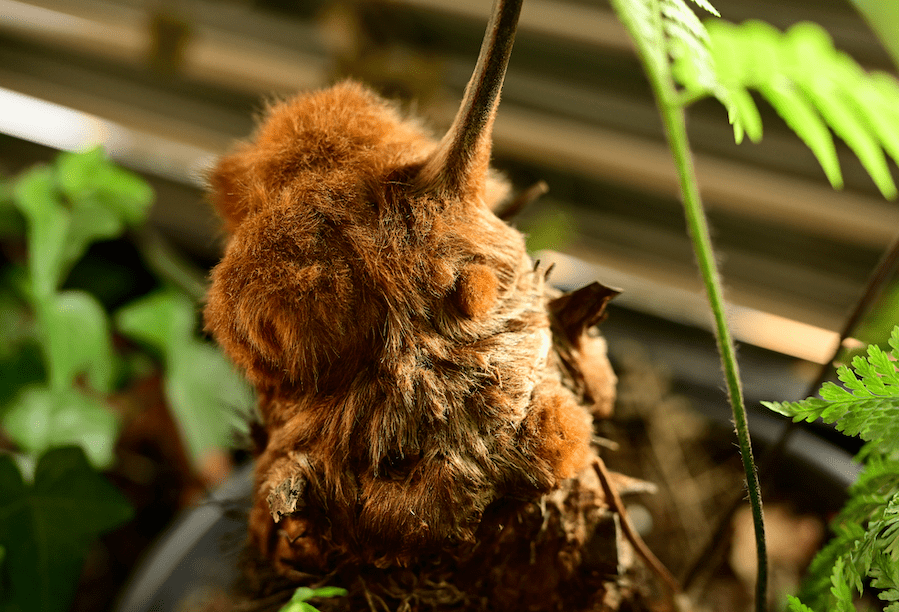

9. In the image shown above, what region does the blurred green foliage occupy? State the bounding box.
[278,586,348,612]
[0,448,132,612]
[520,203,575,255]
[0,148,254,612]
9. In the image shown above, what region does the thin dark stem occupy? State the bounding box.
[594,458,682,598]
[415,0,523,197]
[132,227,208,302]
[496,180,548,219]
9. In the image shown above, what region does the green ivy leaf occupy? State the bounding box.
[2,385,119,469]
[40,290,114,394]
[116,288,254,464]
[56,148,153,226]
[11,149,155,301]
[55,149,154,272]
[164,341,254,464]
[11,167,70,298]
[115,288,196,355]
[0,447,131,612]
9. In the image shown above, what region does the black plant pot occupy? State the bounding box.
[114,462,253,612]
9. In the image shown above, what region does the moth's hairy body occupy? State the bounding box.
[204,82,611,570]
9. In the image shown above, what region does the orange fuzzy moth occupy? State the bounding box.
[204,0,668,608]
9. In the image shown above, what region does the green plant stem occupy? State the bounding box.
[642,35,768,612]
[662,106,768,612]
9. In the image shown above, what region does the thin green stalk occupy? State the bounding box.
[615,1,767,608]
[658,93,768,612]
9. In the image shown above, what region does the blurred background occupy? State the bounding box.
[2,0,898,448]
[1,1,896,610]
[3,0,896,368]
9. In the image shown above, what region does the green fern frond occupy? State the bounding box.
[675,19,899,198]
[794,523,863,610]
[763,326,899,612]
[611,0,761,146]
[787,469,899,612]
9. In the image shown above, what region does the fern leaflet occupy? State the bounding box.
[675,20,899,199]
[764,326,899,457]
[609,0,721,99]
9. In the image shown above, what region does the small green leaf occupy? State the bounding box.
[278,585,347,612]
[117,288,254,465]
[0,447,131,612]
[115,288,196,355]
[56,148,153,226]
[786,595,815,612]
[55,148,108,202]
[54,149,154,275]
[829,557,857,612]
[40,290,114,394]
[164,342,254,464]
[3,385,119,469]
[310,587,349,598]
[12,167,70,298]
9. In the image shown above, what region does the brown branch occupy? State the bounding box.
[593,457,681,597]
